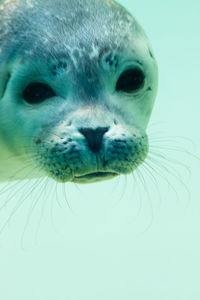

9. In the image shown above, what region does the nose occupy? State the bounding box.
[79,127,109,153]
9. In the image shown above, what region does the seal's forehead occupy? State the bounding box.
[0,0,146,62]
[28,0,140,45]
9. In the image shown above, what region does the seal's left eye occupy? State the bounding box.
[23,82,56,104]
[116,68,145,93]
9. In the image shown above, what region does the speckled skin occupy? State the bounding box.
[0,0,158,183]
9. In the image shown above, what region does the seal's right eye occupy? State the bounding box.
[23,82,56,104]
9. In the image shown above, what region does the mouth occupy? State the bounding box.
[73,171,119,183]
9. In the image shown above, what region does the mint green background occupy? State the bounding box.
[0,0,200,299]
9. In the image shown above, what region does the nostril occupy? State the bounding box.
[79,126,109,153]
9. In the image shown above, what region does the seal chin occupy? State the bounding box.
[73,171,119,184]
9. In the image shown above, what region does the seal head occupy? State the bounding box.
[0,0,158,183]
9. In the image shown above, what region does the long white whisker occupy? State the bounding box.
[20,176,47,249]
[0,165,42,214]
[0,167,44,236]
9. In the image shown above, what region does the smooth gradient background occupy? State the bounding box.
[0,0,199,299]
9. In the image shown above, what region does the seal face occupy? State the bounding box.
[0,0,158,183]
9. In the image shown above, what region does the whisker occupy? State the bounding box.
[34,176,50,244]
[1,157,39,179]
[139,162,163,205]
[126,161,143,220]
[136,166,155,232]
[20,175,47,249]
[0,153,36,164]
[145,156,191,205]
[0,167,44,236]
[0,165,42,215]
[55,180,61,208]
[148,153,190,190]
[110,173,121,195]
[130,167,144,220]
[112,175,127,205]
[149,149,191,178]
[62,182,73,212]
[50,180,58,233]
[0,157,41,195]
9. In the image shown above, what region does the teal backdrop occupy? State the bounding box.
[0,0,199,299]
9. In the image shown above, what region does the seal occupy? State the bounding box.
[0,0,158,184]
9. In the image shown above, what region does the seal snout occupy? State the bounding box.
[79,126,109,153]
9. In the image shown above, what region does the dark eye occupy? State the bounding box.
[116,68,145,93]
[23,82,56,104]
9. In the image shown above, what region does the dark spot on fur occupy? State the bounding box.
[58,61,67,69]
[65,121,72,127]
[35,138,42,145]
[104,53,118,68]
[136,60,143,66]
[149,49,154,58]
[114,139,127,144]
[114,144,124,149]
[99,46,111,61]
